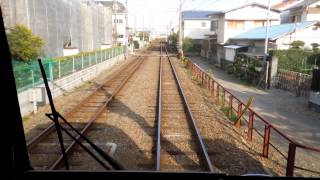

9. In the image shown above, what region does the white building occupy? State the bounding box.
[271,0,301,24]
[182,11,216,44]
[203,3,281,65]
[281,0,320,24]
[96,1,128,46]
[226,21,320,62]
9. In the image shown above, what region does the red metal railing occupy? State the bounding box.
[187,61,320,177]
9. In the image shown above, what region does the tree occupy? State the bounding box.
[183,37,193,52]
[133,40,139,49]
[311,43,320,52]
[7,25,45,62]
[168,32,178,51]
[290,40,305,49]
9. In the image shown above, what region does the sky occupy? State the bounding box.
[118,0,284,34]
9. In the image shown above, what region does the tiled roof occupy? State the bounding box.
[182,11,218,20]
[207,2,280,16]
[230,21,318,41]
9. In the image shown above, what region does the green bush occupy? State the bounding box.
[7,25,45,62]
[226,54,262,85]
[220,107,238,122]
[168,32,178,51]
[183,37,193,52]
[183,37,201,52]
[272,49,319,74]
[311,43,320,53]
[133,40,139,49]
[291,40,305,49]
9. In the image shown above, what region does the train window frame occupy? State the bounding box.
[0,8,228,180]
[0,6,289,180]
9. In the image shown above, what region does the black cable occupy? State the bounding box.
[38,59,70,170]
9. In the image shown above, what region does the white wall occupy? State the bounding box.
[225,5,280,21]
[63,49,80,56]
[282,1,320,23]
[215,5,280,44]
[112,13,127,45]
[183,19,213,39]
[306,13,320,21]
[276,24,320,49]
[225,48,236,61]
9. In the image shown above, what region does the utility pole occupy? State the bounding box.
[263,0,271,89]
[113,0,118,46]
[178,0,184,59]
[143,15,145,43]
[125,0,128,58]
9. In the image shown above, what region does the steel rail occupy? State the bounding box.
[155,43,163,171]
[27,57,141,150]
[159,44,214,172]
[49,57,145,170]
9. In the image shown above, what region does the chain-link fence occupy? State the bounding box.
[13,46,125,92]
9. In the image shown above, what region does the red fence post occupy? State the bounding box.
[207,75,210,89]
[222,90,226,107]
[217,85,220,104]
[286,143,296,177]
[212,80,215,97]
[201,71,204,85]
[235,102,242,128]
[229,95,233,118]
[263,125,271,158]
[247,111,254,141]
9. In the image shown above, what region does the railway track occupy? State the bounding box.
[155,43,214,172]
[27,41,215,172]
[28,52,145,170]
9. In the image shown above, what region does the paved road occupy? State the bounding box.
[190,57,320,176]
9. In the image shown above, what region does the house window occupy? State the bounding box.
[227,21,244,29]
[254,21,265,27]
[201,22,206,27]
[114,19,123,24]
[118,35,124,38]
[210,21,218,31]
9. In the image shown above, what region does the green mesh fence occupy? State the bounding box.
[13,46,125,92]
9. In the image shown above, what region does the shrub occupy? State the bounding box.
[220,107,238,122]
[183,37,201,52]
[272,49,318,74]
[183,37,193,52]
[133,40,139,49]
[291,40,305,49]
[311,43,320,53]
[168,32,178,51]
[7,25,45,62]
[227,54,262,84]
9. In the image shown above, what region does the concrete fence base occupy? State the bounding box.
[309,91,320,113]
[18,54,125,116]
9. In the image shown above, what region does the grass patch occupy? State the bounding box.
[220,107,238,123]
[22,116,29,122]
[206,69,214,75]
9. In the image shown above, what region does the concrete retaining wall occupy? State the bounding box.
[18,54,125,116]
